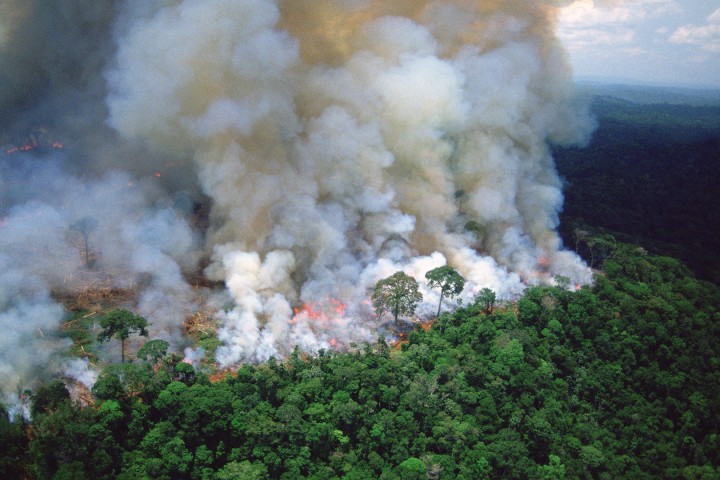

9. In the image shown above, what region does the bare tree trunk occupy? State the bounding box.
[83,234,90,266]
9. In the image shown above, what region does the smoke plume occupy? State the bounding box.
[1,0,594,405]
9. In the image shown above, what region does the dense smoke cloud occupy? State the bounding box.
[1,0,594,405]
[0,1,116,160]
[0,155,200,411]
[107,0,594,365]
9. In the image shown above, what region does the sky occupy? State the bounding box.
[558,0,720,88]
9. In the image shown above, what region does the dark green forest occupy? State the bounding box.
[3,87,720,479]
[555,92,720,283]
[2,241,720,479]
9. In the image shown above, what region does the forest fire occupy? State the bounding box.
[292,297,348,323]
[537,256,551,270]
[0,0,595,409]
[8,2,720,478]
[2,138,64,156]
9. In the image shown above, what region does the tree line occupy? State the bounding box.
[2,240,720,479]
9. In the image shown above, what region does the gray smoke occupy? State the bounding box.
[1,0,595,405]
[0,154,200,412]
[107,0,595,366]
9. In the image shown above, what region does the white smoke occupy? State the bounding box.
[0,0,596,396]
[62,357,99,390]
[107,0,595,367]
[0,155,201,405]
[182,347,205,367]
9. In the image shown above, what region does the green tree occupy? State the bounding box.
[97,309,149,363]
[372,271,423,325]
[475,288,496,314]
[8,240,720,479]
[537,454,566,480]
[31,380,70,417]
[0,410,28,478]
[92,371,126,401]
[216,460,269,480]
[398,457,426,480]
[174,362,196,385]
[425,265,465,317]
[587,233,616,269]
[137,339,169,364]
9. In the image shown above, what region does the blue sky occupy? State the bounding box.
[558,0,720,88]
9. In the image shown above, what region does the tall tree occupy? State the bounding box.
[425,265,465,317]
[372,271,423,326]
[97,309,149,363]
[475,288,496,314]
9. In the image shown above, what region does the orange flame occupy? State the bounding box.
[292,296,347,323]
[3,139,64,156]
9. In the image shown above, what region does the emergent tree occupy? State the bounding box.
[372,271,423,326]
[475,287,496,314]
[425,265,465,317]
[98,309,149,363]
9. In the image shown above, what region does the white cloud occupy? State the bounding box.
[708,8,720,24]
[620,47,646,56]
[557,1,720,86]
[670,8,720,52]
[559,1,632,29]
[559,0,680,27]
[558,0,680,48]
[560,27,635,50]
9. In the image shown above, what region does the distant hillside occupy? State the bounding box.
[575,81,720,106]
[555,86,720,283]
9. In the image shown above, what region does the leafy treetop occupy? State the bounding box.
[137,339,170,364]
[372,271,423,325]
[475,287,496,314]
[425,265,465,317]
[97,309,149,363]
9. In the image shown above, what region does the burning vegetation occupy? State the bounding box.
[1,129,64,157]
[0,0,596,410]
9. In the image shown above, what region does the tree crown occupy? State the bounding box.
[98,309,149,343]
[372,271,423,322]
[425,265,465,297]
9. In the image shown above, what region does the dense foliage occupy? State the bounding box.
[372,271,423,325]
[3,242,719,479]
[555,93,720,283]
[97,309,150,363]
[425,266,465,317]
